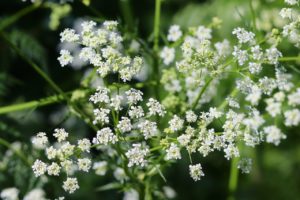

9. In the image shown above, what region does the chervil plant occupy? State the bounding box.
[1,0,300,199]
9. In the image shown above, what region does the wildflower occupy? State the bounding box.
[93,108,110,124]
[125,143,149,167]
[232,27,255,44]
[166,143,181,160]
[160,47,175,65]
[89,87,110,104]
[93,127,118,145]
[146,98,166,116]
[60,28,79,43]
[167,25,182,42]
[46,146,57,160]
[32,159,47,177]
[128,106,144,119]
[284,109,300,126]
[117,117,132,133]
[78,158,92,172]
[138,120,157,139]
[31,132,48,149]
[264,126,286,146]
[169,115,184,132]
[47,162,61,176]
[125,88,143,104]
[189,164,204,181]
[224,144,240,160]
[196,26,212,41]
[185,110,197,123]
[114,167,127,181]
[63,177,79,194]
[24,189,46,200]
[53,128,69,143]
[58,50,73,67]
[0,188,19,200]
[77,138,91,153]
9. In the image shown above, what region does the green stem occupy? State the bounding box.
[0,93,74,115]
[279,56,300,61]
[191,77,213,110]
[227,156,239,200]
[119,0,134,31]
[153,0,161,52]
[0,138,31,166]
[0,4,40,31]
[0,32,97,131]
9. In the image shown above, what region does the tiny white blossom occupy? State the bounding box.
[78,158,92,172]
[284,109,300,126]
[31,132,48,149]
[167,25,182,42]
[138,120,158,139]
[117,117,132,133]
[77,138,91,153]
[32,159,47,177]
[146,98,166,116]
[185,110,197,123]
[237,158,252,174]
[232,27,255,44]
[128,106,145,119]
[47,162,61,176]
[0,188,19,200]
[60,28,79,43]
[166,143,181,160]
[189,163,204,181]
[125,88,143,104]
[63,177,79,194]
[93,127,118,145]
[58,50,73,67]
[24,189,46,200]
[264,126,286,146]
[125,143,149,167]
[53,128,69,143]
[169,115,184,132]
[160,47,175,65]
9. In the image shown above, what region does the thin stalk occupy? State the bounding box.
[0,4,40,31]
[153,0,161,52]
[279,56,300,61]
[0,32,97,131]
[0,138,31,166]
[227,156,239,200]
[191,77,213,110]
[119,0,135,31]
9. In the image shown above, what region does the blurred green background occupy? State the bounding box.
[0,0,300,199]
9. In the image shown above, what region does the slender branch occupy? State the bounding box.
[119,0,134,32]
[227,156,239,200]
[153,0,161,52]
[191,77,213,110]
[0,4,40,31]
[279,56,300,61]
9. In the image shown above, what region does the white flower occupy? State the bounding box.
[208,107,223,119]
[125,143,149,167]
[53,128,68,143]
[77,138,91,153]
[46,146,57,160]
[224,144,240,160]
[251,45,263,60]
[163,186,177,199]
[123,189,139,200]
[117,117,132,133]
[245,85,262,106]
[60,28,79,43]
[169,115,184,132]
[249,62,262,74]
[284,109,300,126]
[31,132,48,149]
[284,0,298,5]
[93,127,118,145]
[166,143,181,160]
[32,160,47,177]
[177,134,191,146]
[146,98,166,116]
[125,88,143,104]
[185,110,197,123]
[63,177,79,194]
[58,50,73,67]
[128,106,144,119]
[78,158,92,172]
[0,188,19,200]
[24,188,46,200]
[93,161,107,175]
[232,27,255,44]
[110,95,123,111]
[265,47,282,65]
[167,25,182,42]
[138,120,157,139]
[93,108,110,124]
[279,8,294,20]
[89,87,110,104]
[288,88,300,106]
[196,26,212,41]
[189,163,204,181]
[214,39,231,57]
[237,158,252,174]
[60,142,75,157]
[114,167,127,181]
[263,126,286,146]
[265,98,281,117]
[160,47,175,65]
[232,46,248,66]
[47,162,61,176]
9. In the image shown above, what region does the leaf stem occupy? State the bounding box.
[227,156,239,200]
